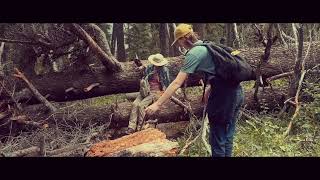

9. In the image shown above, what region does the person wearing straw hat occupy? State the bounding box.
[125,53,171,134]
[145,24,244,157]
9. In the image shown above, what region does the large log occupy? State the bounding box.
[156,121,189,139]
[22,87,286,131]
[7,43,320,103]
[23,91,203,129]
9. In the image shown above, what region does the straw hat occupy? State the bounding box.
[148,53,168,66]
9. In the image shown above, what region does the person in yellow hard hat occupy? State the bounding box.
[145,24,244,157]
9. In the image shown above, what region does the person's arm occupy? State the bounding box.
[158,71,188,106]
[145,71,188,115]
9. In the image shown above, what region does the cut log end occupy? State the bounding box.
[85,128,179,157]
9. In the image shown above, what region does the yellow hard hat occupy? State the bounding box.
[171,23,193,46]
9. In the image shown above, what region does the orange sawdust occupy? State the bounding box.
[86,128,167,157]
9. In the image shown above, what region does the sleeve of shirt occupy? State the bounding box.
[180,52,202,74]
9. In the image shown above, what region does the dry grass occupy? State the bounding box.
[0,117,112,157]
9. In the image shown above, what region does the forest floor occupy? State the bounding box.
[177,77,320,157]
[1,76,319,157]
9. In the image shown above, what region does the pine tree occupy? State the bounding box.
[96,23,112,46]
[126,23,160,60]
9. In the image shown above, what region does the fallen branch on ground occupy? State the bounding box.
[284,70,306,136]
[170,96,192,113]
[2,142,91,157]
[13,68,57,113]
[9,115,44,128]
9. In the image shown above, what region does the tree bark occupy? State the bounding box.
[111,23,116,55]
[277,24,288,48]
[13,68,57,112]
[225,23,234,47]
[192,23,206,39]
[71,23,122,72]
[3,84,314,137]
[114,23,126,61]
[159,23,170,57]
[289,23,304,98]
[21,87,287,131]
[156,121,189,138]
[233,23,241,48]
[85,23,113,57]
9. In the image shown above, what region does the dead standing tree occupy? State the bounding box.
[233,23,241,48]
[110,23,126,61]
[283,23,314,136]
[159,23,170,57]
[252,23,278,111]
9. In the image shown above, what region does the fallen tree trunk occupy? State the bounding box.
[23,91,203,129]
[2,44,320,103]
[156,121,189,139]
[22,87,286,130]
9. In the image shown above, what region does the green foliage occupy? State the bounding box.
[272,79,289,88]
[241,81,255,91]
[177,79,320,157]
[177,136,211,157]
[88,94,127,107]
[63,94,128,110]
[185,86,203,96]
[125,23,161,60]
[234,110,320,157]
[97,23,112,43]
[238,81,320,156]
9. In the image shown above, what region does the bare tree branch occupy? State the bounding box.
[267,71,294,82]
[71,23,122,72]
[284,70,306,136]
[0,38,39,45]
[277,24,288,48]
[3,146,40,157]
[284,23,309,136]
[252,23,277,109]
[233,23,241,48]
[13,68,57,113]
[170,96,193,113]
